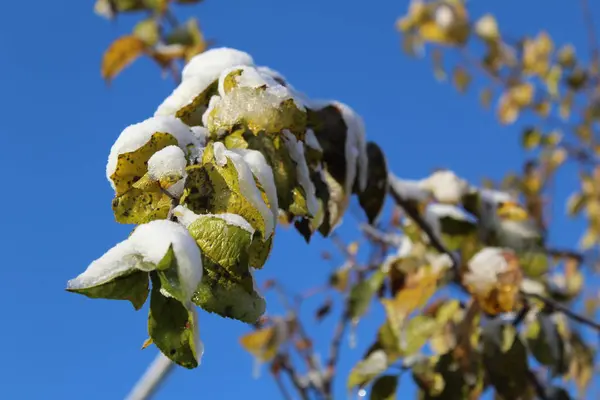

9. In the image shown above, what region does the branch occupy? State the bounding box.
[125,353,174,400]
[522,291,600,331]
[387,174,460,274]
[581,0,600,69]
[272,371,293,400]
[278,355,311,400]
[323,308,350,398]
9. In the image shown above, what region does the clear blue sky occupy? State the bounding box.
[1,0,598,399]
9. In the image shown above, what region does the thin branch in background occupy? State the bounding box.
[278,355,311,400]
[323,308,350,398]
[580,0,600,69]
[272,371,294,400]
[164,8,180,29]
[387,174,460,274]
[522,291,600,331]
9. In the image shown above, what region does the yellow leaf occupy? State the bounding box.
[240,327,279,362]
[560,91,574,120]
[521,127,541,150]
[452,66,471,93]
[347,241,359,256]
[511,83,534,107]
[101,35,146,83]
[110,132,179,196]
[497,94,519,125]
[141,337,153,350]
[497,201,529,222]
[558,44,576,68]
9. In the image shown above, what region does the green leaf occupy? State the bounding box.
[358,142,388,224]
[348,349,388,390]
[370,375,398,400]
[148,273,199,369]
[522,127,542,150]
[349,270,386,320]
[186,214,253,277]
[153,245,190,303]
[399,316,439,356]
[482,322,528,399]
[112,182,172,224]
[519,251,549,278]
[176,80,218,127]
[67,270,149,310]
[525,312,568,375]
[133,19,160,46]
[192,258,265,323]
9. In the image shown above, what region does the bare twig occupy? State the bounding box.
[323,308,350,398]
[581,0,600,70]
[387,174,460,274]
[273,371,293,400]
[278,355,311,400]
[522,291,600,331]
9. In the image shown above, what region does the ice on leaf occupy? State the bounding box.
[106,115,198,195]
[229,148,279,221]
[67,220,202,309]
[181,47,254,82]
[206,68,306,137]
[282,130,319,216]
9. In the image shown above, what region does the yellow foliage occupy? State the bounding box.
[101,35,146,83]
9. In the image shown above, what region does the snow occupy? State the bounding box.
[256,66,287,85]
[191,126,209,146]
[173,205,255,234]
[68,220,202,303]
[217,66,280,96]
[388,174,431,202]
[181,47,254,82]
[419,170,468,204]
[304,129,322,151]
[202,95,221,128]
[230,148,279,221]
[154,74,216,120]
[333,102,368,193]
[210,80,304,135]
[434,4,455,29]
[282,130,319,216]
[213,142,274,238]
[148,145,188,197]
[464,247,509,294]
[106,116,198,190]
[520,278,545,295]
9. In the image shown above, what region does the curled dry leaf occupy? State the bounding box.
[101,35,147,84]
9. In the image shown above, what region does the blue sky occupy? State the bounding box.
[1,0,599,399]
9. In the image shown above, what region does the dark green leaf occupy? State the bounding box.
[148,273,198,369]
[67,270,149,310]
[349,270,386,320]
[370,375,398,400]
[359,142,389,224]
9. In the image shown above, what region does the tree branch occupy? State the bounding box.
[522,291,600,331]
[278,355,311,400]
[580,0,600,69]
[323,307,350,398]
[387,174,460,274]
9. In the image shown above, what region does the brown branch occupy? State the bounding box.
[387,174,460,274]
[323,308,350,398]
[581,0,600,71]
[272,371,293,400]
[278,355,311,400]
[522,291,600,331]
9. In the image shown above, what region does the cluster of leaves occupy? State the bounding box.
[95,0,208,83]
[398,0,600,252]
[67,47,389,369]
[239,167,595,399]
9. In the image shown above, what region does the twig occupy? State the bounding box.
[323,308,350,398]
[273,372,293,400]
[581,0,600,70]
[278,355,311,400]
[522,291,600,331]
[387,174,460,274]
